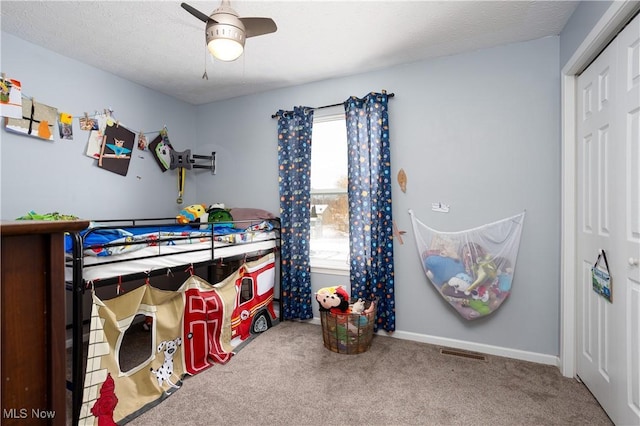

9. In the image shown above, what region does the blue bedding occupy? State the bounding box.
[65,221,273,257]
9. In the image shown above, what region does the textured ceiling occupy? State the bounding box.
[0,1,579,105]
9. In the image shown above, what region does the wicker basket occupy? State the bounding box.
[320,302,376,354]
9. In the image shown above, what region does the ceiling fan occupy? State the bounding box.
[181,1,277,62]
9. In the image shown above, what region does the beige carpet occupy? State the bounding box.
[111,321,611,426]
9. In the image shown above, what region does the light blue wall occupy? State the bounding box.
[1,28,571,357]
[0,33,199,220]
[559,1,613,68]
[196,37,562,356]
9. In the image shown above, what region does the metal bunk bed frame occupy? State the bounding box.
[65,217,282,425]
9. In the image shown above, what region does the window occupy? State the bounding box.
[310,111,349,272]
[239,277,253,304]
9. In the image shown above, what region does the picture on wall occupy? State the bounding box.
[85,112,109,159]
[0,76,22,119]
[98,123,135,176]
[4,97,57,141]
[148,129,174,172]
[59,112,73,140]
[79,114,99,131]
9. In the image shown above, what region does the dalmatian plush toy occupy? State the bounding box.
[150,337,182,390]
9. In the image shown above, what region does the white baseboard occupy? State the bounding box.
[390,329,559,366]
[305,316,559,367]
[67,308,559,368]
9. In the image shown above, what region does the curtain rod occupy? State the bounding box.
[271,91,395,118]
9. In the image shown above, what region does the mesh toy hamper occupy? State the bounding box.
[320,301,376,354]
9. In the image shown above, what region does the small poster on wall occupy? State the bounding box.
[79,113,99,131]
[85,112,110,159]
[4,97,58,141]
[148,128,174,172]
[59,112,73,140]
[98,122,135,176]
[0,76,22,119]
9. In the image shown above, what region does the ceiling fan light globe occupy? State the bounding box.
[206,20,246,61]
[208,38,244,61]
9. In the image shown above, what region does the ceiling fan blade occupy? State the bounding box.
[240,17,277,38]
[181,2,215,24]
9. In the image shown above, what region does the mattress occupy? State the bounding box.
[65,221,278,282]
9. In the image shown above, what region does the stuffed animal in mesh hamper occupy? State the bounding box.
[315,285,350,314]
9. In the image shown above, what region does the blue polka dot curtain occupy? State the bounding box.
[344,92,396,332]
[276,107,314,320]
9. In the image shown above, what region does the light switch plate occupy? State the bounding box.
[432,202,450,213]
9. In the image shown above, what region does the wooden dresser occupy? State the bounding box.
[1,220,88,425]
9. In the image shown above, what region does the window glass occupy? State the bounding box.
[310,114,349,271]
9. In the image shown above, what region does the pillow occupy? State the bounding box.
[228,208,276,222]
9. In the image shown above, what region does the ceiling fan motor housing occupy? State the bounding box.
[206,8,246,48]
[206,24,245,46]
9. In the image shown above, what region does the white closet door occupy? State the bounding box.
[576,13,640,426]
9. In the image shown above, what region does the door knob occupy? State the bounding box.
[630,257,639,266]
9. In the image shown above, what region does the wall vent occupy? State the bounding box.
[439,347,487,361]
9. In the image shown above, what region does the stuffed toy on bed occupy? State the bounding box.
[176,204,208,224]
[206,207,234,228]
